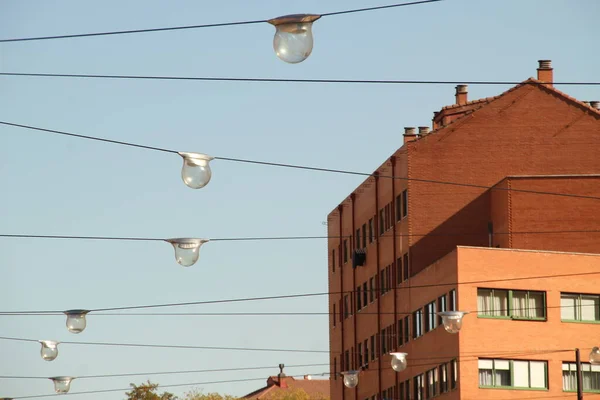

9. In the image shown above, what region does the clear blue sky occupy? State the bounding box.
[1,0,598,398]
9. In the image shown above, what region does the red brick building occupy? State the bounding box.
[243,364,330,399]
[327,60,600,400]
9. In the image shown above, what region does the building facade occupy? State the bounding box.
[327,60,600,400]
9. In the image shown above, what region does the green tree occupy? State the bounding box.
[267,388,313,400]
[125,381,177,400]
[181,389,238,400]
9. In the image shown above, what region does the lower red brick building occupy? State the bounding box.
[243,365,330,399]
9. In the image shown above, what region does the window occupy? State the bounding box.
[561,293,600,322]
[380,265,391,295]
[344,295,349,319]
[449,289,456,311]
[397,318,404,347]
[403,316,410,344]
[368,218,374,243]
[403,253,409,280]
[478,288,546,319]
[350,346,354,369]
[438,294,447,326]
[395,194,402,222]
[413,309,423,339]
[355,228,361,249]
[396,257,402,285]
[451,359,458,389]
[414,374,424,400]
[333,357,337,380]
[343,240,348,263]
[356,286,362,311]
[383,387,394,400]
[381,328,387,355]
[370,335,376,361]
[339,300,343,323]
[440,363,449,393]
[362,282,368,307]
[479,359,547,389]
[563,362,600,392]
[331,248,336,273]
[332,303,336,327]
[400,380,410,400]
[362,224,367,248]
[401,189,408,218]
[385,203,392,230]
[379,208,385,235]
[364,339,369,367]
[358,342,363,369]
[344,350,349,371]
[369,277,375,303]
[426,368,438,399]
[425,300,437,332]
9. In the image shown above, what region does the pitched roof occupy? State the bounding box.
[420,77,600,142]
[242,376,330,399]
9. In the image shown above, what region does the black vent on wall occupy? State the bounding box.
[352,249,366,268]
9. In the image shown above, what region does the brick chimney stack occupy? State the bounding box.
[455,85,468,105]
[403,127,417,144]
[278,364,288,388]
[418,126,431,136]
[537,60,553,87]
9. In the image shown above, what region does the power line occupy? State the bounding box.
[1,72,599,86]
[2,269,600,315]
[0,362,330,380]
[0,348,574,381]
[0,121,177,154]
[0,336,328,354]
[0,1,441,43]
[0,298,596,318]
[2,121,599,201]
[1,229,599,243]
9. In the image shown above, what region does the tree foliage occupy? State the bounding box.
[125,383,328,400]
[266,388,315,400]
[181,389,239,400]
[125,381,177,400]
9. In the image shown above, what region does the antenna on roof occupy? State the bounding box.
[278,363,286,377]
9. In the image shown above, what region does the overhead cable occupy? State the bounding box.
[0,348,573,381]
[0,362,329,380]
[2,121,599,201]
[1,230,599,243]
[0,336,328,354]
[0,1,441,43]
[1,270,600,315]
[1,72,599,86]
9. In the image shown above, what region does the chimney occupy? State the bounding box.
[590,101,600,110]
[418,126,430,136]
[432,111,442,129]
[278,364,288,388]
[537,60,553,86]
[455,84,468,105]
[403,127,417,144]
